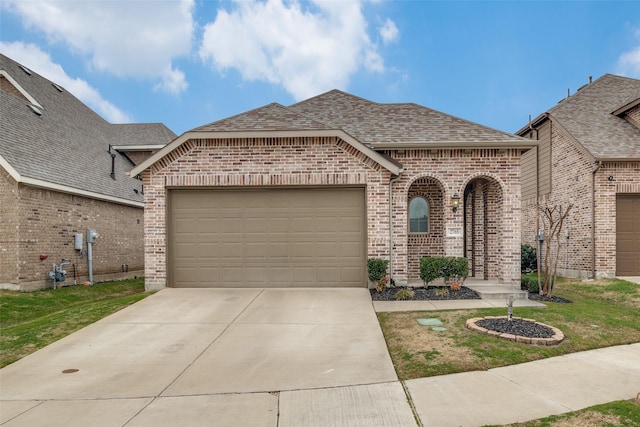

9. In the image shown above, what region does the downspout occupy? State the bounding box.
[389,172,403,285]
[591,160,602,279]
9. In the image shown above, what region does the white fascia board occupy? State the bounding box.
[0,70,43,108]
[112,145,166,151]
[130,129,402,177]
[1,155,142,207]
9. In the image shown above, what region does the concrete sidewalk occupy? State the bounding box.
[1,288,638,427]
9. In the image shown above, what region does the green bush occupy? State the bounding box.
[521,274,539,293]
[420,257,469,284]
[521,244,537,273]
[368,258,389,282]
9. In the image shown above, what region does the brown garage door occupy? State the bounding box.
[168,187,366,287]
[616,194,640,276]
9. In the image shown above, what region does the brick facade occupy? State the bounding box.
[521,123,640,278]
[143,139,523,290]
[0,167,144,290]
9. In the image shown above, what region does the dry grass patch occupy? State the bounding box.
[378,278,640,381]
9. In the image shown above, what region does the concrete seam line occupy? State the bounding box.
[400,380,424,427]
[156,288,267,397]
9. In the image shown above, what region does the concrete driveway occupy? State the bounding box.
[0,288,417,426]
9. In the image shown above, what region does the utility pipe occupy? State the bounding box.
[88,239,94,285]
[591,160,602,279]
[389,173,402,285]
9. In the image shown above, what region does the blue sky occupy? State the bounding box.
[1,0,639,136]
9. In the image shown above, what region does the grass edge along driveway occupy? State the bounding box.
[0,278,150,368]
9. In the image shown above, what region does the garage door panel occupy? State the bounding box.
[617,195,640,276]
[169,188,366,287]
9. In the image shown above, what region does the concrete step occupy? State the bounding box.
[465,285,528,301]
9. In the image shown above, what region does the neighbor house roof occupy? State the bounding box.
[518,74,640,160]
[132,89,534,177]
[0,54,176,206]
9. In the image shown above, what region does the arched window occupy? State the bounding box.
[409,197,429,233]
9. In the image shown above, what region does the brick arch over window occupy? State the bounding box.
[462,175,504,280]
[406,176,446,278]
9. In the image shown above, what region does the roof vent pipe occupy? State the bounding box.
[110,153,116,180]
[589,76,592,84]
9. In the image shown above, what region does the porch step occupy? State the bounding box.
[465,284,528,301]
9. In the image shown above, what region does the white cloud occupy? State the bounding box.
[617,46,640,78]
[0,41,132,123]
[2,0,194,94]
[199,0,389,100]
[379,18,399,45]
[617,26,640,78]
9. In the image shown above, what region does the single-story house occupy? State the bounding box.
[0,54,175,290]
[517,74,640,278]
[132,90,535,291]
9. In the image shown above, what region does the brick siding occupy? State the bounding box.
[521,120,640,278]
[0,169,144,290]
[143,139,523,289]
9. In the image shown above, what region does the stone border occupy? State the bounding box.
[465,316,565,345]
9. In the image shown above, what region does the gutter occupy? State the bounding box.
[371,141,537,150]
[591,160,602,278]
[389,171,403,285]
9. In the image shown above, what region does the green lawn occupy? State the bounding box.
[484,399,640,426]
[0,278,150,368]
[378,277,640,380]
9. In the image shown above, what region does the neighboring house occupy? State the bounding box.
[517,74,640,278]
[0,54,176,290]
[132,90,535,291]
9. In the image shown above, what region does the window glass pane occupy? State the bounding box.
[409,197,428,232]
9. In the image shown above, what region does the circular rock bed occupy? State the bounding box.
[370,286,481,301]
[466,316,565,345]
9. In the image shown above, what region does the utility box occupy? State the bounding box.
[87,229,98,243]
[74,233,83,250]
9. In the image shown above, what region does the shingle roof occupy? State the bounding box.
[193,103,333,132]
[0,54,176,204]
[288,90,527,146]
[188,89,529,147]
[547,74,640,159]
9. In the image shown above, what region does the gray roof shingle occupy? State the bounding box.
[547,74,640,159]
[288,90,527,146]
[0,54,176,204]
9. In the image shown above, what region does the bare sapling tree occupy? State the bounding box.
[538,203,573,297]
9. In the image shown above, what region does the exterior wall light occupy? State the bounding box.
[451,193,461,212]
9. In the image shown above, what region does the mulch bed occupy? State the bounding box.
[474,317,555,338]
[528,293,573,303]
[370,286,481,301]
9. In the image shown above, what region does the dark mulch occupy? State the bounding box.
[528,293,573,304]
[475,317,555,338]
[370,286,481,301]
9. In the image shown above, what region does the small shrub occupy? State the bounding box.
[420,257,469,284]
[395,288,415,300]
[435,287,449,297]
[521,274,539,293]
[368,258,389,282]
[521,244,537,273]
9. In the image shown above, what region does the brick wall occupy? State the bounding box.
[594,161,640,277]
[389,148,522,286]
[143,136,391,290]
[143,139,523,289]
[520,119,640,278]
[0,168,19,285]
[0,176,144,290]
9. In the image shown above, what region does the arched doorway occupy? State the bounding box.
[463,176,504,280]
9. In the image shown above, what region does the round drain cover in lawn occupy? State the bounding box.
[417,318,443,326]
